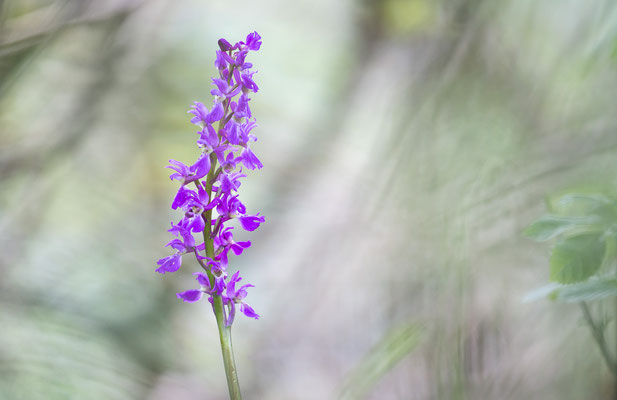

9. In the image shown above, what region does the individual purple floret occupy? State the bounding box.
[224,271,259,326]
[177,272,213,302]
[157,31,264,326]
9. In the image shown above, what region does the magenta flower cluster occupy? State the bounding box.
[156,32,263,326]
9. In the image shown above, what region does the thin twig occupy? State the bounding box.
[580,301,617,376]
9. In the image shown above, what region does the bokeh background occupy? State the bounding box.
[2,0,617,399]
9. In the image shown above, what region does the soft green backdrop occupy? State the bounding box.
[2,0,617,399]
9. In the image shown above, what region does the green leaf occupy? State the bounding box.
[524,215,602,241]
[550,193,615,218]
[522,283,562,302]
[550,234,606,283]
[555,277,617,302]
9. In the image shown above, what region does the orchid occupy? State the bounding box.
[156,31,264,400]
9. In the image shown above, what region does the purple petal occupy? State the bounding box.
[240,303,259,319]
[212,78,229,94]
[214,275,227,294]
[228,85,242,99]
[226,302,236,327]
[236,94,252,118]
[187,215,205,233]
[165,238,185,252]
[156,254,182,274]
[207,102,224,123]
[238,214,265,231]
[179,228,195,249]
[241,73,259,92]
[176,289,203,302]
[225,120,240,145]
[234,50,247,67]
[222,51,235,65]
[231,241,251,255]
[218,38,233,51]
[188,102,209,124]
[171,186,196,210]
[193,272,211,288]
[191,154,211,179]
[218,248,229,269]
[203,123,218,146]
[233,68,242,86]
[236,284,255,300]
[197,183,209,205]
[205,198,219,210]
[226,271,241,296]
[245,31,262,51]
[215,50,227,70]
[167,159,188,175]
[241,147,263,170]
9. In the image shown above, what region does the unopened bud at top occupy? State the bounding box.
[218,38,233,51]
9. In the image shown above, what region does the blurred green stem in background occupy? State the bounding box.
[580,301,617,400]
[339,324,422,399]
[580,302,617,376]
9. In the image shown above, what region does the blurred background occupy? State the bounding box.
[2,0,617,399]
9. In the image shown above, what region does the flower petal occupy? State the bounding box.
[176,289,203,303]
[156,254,182,274]
[238,214,265,231]
[240,303,259,319]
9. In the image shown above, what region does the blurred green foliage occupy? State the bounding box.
[526,190,617,391]
[340,324,422,400]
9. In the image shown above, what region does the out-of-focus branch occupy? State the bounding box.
[0,1,141,178]
[0,0,141,52]
[0,0,142,97]
[0,8,132,272]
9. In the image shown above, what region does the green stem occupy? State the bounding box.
[213,296,242,400]
[580,302,617,377]
[200,152,243,400]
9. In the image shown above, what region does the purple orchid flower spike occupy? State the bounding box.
[157,32,265,398]
[159,31,264,319]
